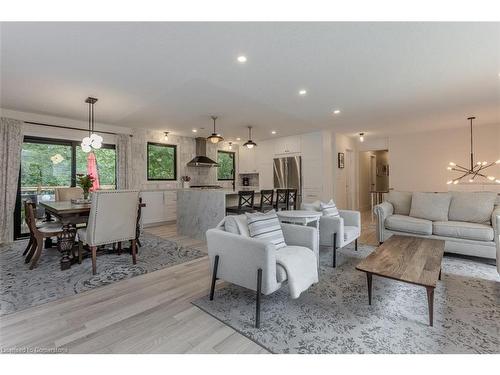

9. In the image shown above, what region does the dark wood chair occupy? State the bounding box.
[274,189,288,211]
[24,202,64,270]
[226,191,255,215]
[287,189,298,210]
[258,190,274,212]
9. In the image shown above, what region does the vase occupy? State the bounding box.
[182,181,190,189]
[83,190,89,200]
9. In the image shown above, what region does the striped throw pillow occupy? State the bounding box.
[320,200,340,217]
[245,209,287,249]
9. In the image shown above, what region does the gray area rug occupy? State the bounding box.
[193,243,500,354]
[0,233,204,316]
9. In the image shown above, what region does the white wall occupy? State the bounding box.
[333,133,358,209]
[389,123,500,192]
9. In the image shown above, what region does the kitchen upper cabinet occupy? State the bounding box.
[274,136,300,155]
[238,146,258,174]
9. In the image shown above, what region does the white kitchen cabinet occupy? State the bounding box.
[274,136,301,155]
[238,145,258,174]
[140,190,177,226]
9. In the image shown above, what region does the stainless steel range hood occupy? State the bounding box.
[187,137,219,167]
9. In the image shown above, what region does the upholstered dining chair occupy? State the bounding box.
[77,190,140,275]
[257,190,274,212]
[226,190,255,215]
[55,187,83,201]
[24,202,64,270]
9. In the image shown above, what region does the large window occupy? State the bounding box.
[147,142,177,180]
[217,150,235,180]
[14,136,116,239]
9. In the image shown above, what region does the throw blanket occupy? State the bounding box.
[276,246,318,299]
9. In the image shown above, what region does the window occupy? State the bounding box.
[14,136,116,239]
[217,150,235,180]
[147,142,177,180]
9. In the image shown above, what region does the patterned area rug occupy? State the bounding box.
[0,233,204,316]
[193,243,500,354]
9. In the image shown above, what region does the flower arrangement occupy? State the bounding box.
[180,175,191,188]
[76,173,95,200]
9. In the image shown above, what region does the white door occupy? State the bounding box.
[345,149,356,210]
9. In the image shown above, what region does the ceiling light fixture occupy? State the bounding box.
[237,55,247,63]
[243,126,257,149]
[446,116,500,184]
[192,129,197,133]
[228,141,233,150]
[333,109,341,114]
[164,132,169,141]
[299,89,307,96]
[81,97,103,153]
[271,131,276,135]
[236,137,241,141]
[359,133,365,142]
[207,116,224,144]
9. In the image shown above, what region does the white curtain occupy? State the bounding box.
[116,133,132,189]
[0,117,23,243]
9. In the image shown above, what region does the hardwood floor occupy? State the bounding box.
[0,211,376,354]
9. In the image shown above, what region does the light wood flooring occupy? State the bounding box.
[0,211,377,354]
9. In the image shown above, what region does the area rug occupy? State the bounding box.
[192,243,500,354]
[0,233,204,316]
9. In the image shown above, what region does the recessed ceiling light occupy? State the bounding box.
[236,137,241,141]
[192,129,197,133]
[333,109,341,114]
[299,89,307,96]
[271,131,276,134]
[237,55,247,63]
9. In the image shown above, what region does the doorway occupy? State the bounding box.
[358,149,389,213]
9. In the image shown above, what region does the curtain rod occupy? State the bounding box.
[24,121,133,137]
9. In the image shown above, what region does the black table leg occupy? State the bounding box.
[426,286,435,326]
[58,224,76,271]
[438,268,442,280]
[367,272,372,305]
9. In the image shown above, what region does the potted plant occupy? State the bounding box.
[181,175,191,189]
[76,173,95,201]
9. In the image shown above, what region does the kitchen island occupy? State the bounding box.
[177,188,262,240]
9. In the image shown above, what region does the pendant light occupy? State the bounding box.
[446,116,500,184]
[243,126,257,149]
[81,97,103,153]
[207,116,224,144]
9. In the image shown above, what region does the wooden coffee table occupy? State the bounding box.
[355,235,445,326]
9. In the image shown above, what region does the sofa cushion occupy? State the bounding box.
[448,191,497,224]
[433,221,494,242]
[409,192,451,222]
[386,191,412,215]
[385,214,432,235]
[302,200,321,212]
[320,200,340,217]
[224,214,250,236]
[344,226,360,242]
[246,209,286,249]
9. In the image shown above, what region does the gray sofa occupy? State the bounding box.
[374,191,500,273]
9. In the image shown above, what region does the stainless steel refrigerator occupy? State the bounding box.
[273,156,302,207]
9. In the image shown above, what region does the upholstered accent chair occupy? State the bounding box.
[77,190,140,275]
[302,200,361,267]
[206,214,318,328]
[55,187,84,201]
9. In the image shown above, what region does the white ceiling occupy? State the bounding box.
[1,22,499,141]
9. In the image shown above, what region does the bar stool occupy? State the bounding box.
[226,190,255,215]
[287,189,298,210]
[257,190,274,212]
[274,189,288,211]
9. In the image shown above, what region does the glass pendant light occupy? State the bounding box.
[207,116,224,144]
[243,126,257,149]
[81,97,103,152]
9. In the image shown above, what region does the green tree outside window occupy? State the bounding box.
[217,151,235,180]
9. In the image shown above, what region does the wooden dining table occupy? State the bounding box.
[39,200,91,270]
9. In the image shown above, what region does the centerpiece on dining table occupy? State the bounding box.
[74,173,95,203]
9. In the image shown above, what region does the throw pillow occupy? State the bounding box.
[409,192,452,222]
[386,191,412,215]
[320,200,340,217]
[448,191,497,224]
[245,209,286,249]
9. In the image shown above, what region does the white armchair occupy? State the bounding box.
[206,217,318,328]
[77,190,140,275]
[302,201,361,267]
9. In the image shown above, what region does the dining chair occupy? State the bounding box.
[226,191,255,215]
[25,202,64,270]
[287,189,298,210]
[257,190,274,212]
[55,187,83,201]
[77,190,140,275]
[274,189,288,211]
